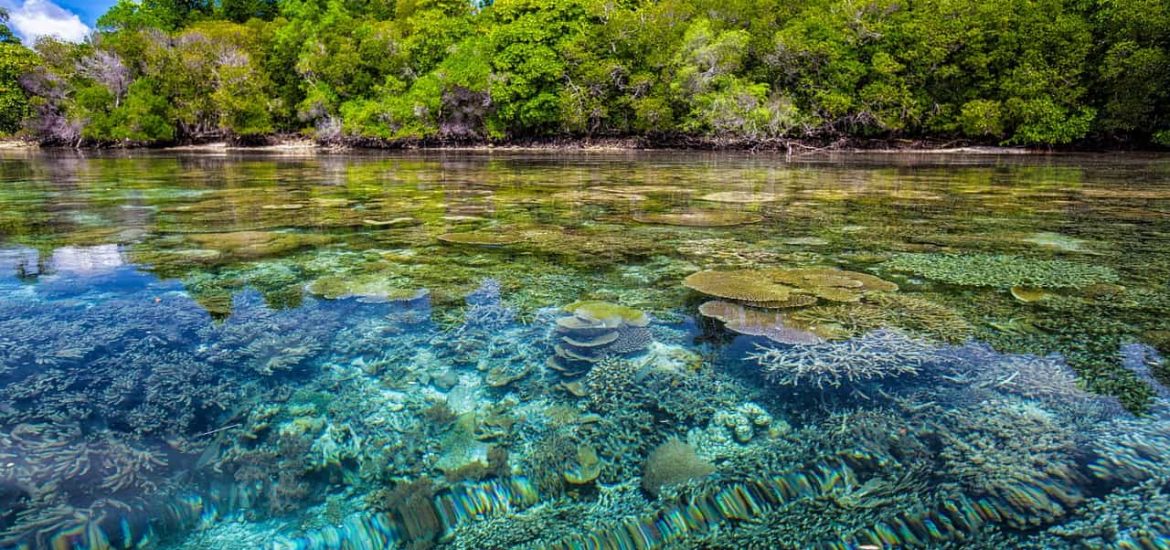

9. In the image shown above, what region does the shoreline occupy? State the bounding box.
[1,135,1162,154]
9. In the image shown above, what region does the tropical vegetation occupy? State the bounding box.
[0,0,1167,147]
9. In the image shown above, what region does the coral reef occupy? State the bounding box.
[684,267,897,308]
[632,210,763,227]
[698,191,783,203]
[748,329,947,388]
[640,440,716,497]
[548,301,653,377]
[883,253,1118,289]
[437,231,527,246]
[306,274,429,303]
[6,155,1170,550]
[697,300,823,344]
[789,292,974,343]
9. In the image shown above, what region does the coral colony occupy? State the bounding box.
[3,155,1170,550]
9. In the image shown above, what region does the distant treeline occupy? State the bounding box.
[0,0,1167,147]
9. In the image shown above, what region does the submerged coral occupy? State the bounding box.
[684,267,897,308]
[883,253,1118,289]
[748,329,947,388]
[632,210,763,227]
[548,301,653,377]
[306,274,429,303]
[641,440,715,497]
[697,300,822,344]
[438,231,527,246]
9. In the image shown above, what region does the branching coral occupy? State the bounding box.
[931,397,1084,528]
[789,293,974,343]
[747,329,946,388]
[883,253,1118,289]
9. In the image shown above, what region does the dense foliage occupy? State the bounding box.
[0,0,1168,146]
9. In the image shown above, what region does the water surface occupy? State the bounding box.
[2,151,1170,549]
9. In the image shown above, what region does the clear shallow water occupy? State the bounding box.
[1,150,1170,549]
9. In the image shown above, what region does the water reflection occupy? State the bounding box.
[1,152,1170,549]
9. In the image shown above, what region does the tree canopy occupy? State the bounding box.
[0,0,1167,146]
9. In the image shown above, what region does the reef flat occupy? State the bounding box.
[2,151,1170,549]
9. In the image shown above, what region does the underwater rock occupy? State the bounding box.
[782,236,830,246]
[310,423,362,469]
[635,342,703,374]
[485,362,532,387]
[641,440,715,497]
[548,301,654,377]
[698,300,823,345]
[632,210,763,227]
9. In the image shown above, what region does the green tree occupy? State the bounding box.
[0,42,37,134]
[486,0,597,135]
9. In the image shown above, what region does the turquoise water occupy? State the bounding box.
[1,151,1170,549]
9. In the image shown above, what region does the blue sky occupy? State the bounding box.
[56,0,118,25]
[1,0,118,43]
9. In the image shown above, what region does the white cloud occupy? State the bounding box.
[6,0,91,44]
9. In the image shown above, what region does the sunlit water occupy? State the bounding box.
[2,150,1170,549]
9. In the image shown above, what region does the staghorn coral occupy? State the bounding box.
[748,329,946,388]
[789,292,974,343]
[931,397,1084,528]
[883,253,1119,289]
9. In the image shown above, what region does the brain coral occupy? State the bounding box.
[641,439,715,497]
[883,253,1118,289]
